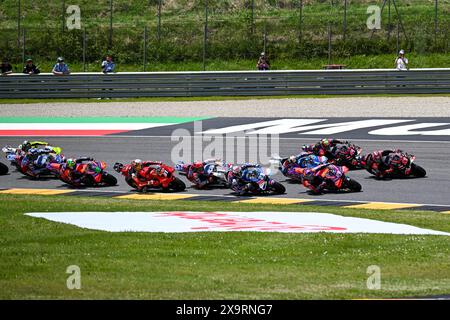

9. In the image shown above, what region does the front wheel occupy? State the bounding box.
[169,177,186,192]
[270,181,286,194]
[411,163,426,178]
[346,178,362,192]
[101,173,118,186]
[0,162,8,175]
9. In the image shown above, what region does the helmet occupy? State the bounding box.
[131,159,142,171]
[232,166,241,176]
[66,158,76,169]
[321,139,330,147]
[21,140,31,152]
[57,57,64,63]
[399,49,405,55]
[94,166,102,174]
[192,161,203,170]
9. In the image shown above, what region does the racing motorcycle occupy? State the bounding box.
[0,161,8,175]
[228,165,286,196]
[271,153,328,181]
[296,164,362,195]
[2,146,22,171]
[175,160,232,188]
[114,162,185,192]
[55,161,117,187]
[17,149,65,178]
[327,143,364,169]
[362,150,426,179]
[302,141,363,169]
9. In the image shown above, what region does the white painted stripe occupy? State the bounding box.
[0,123,176,131]
[296,119,413,135]
[369,123,450,136]
[26,211,450,235]
[199,119,414,135]
[200,119,326,134]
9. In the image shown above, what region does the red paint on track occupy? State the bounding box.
[0,130,127,136]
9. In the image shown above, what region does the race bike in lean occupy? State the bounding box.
[114,162,186,192]
[51,161,117,187]
[271,153,328,181]
[362,150,426,179]
[228,165,286,196]
[296,164,362,195]
[175,160,232,188]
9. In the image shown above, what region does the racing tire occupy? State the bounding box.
[0,162,8,175]
[169,178,186,192]
[270,181,286,194]
[346,178,362,192]
[411,163,426,178]
[101,173,118,186]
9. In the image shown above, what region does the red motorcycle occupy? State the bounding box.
[52,161,117,187]
[296,164,362,195]
[114,162,186,192]
[362,150,426,179]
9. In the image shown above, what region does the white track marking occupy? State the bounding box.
[369,123,450,136]
[0,123,176,130]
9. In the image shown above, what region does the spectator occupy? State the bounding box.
[52,57,70,75]
[23,58,40,75]
[256,52,270,71]
[395,49,409,71]
[101,55,116,74]
[0,58,13,76]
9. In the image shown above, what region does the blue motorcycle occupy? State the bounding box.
[228,164,286,196]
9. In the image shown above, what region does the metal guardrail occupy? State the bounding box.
[1,69,449,99]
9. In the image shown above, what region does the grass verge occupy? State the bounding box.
[0,194,449,299]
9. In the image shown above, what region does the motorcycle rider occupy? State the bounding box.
[281,152,328,178]
[227,163,262,195]
[63,157,96,184]
[20,147,55,176]
[18,140,62,156]
[129,159,168,190]
[302,138,348,157]
[295,163,343,194]
[362,149,411,178]
[187,158,224,189]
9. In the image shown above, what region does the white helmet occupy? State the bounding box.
[399,49,405,55]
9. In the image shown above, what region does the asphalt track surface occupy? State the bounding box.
[1,133,449,207]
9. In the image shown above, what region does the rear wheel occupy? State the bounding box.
[169,177,186,192]
[0,162,8,175]
[270,181,286,194]
[346,178,362,192]
[411,163,426,178]
[101,173,118,186]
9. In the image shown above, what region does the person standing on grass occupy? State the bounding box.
[257,52,270,71]
[101,54,116,74]
[23,59,40,75]
[52,57,71,75]
[0,58,13,76]
[395,50,409,71]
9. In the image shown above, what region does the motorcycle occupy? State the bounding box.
[175,160,232,188]
[302,141,363,169]
[328,143,363,169]
[0,161,8,175]
[2,146,22,171]
[56,161,117,187]
[114,162,185,192]
[296,164,362,195]
[19,151,66,178]
[271,153,328,181]
[363,150,426,179]
[228,165,286,196]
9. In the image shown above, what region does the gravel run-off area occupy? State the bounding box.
[1,97,450,118]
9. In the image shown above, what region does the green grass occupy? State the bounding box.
[1,194,449,299]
